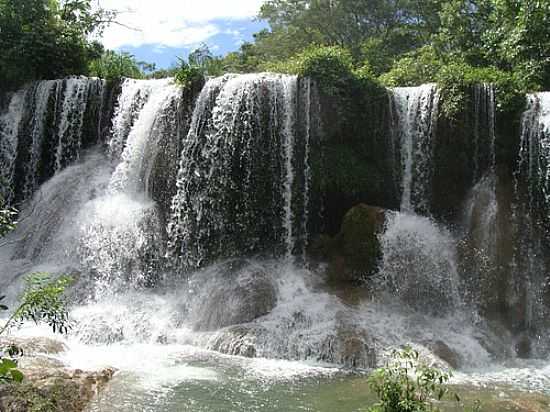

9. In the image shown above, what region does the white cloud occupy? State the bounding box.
[98,0,265,49]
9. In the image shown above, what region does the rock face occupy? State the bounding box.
[312,204,386,283]
[191,261,278,331]
[0,337,115,412]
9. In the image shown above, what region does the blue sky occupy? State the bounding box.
[98,0,268,69]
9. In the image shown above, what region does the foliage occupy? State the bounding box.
[0,207,17,237]
[173,59,204,87]
[0,0,115,90]
[1,274,72,335]
[88,51,144,80]
[0,274,71,383]
[436,63,527,120]
[367,346,480,412]
[379,46,443,88]
[265,46,353,91]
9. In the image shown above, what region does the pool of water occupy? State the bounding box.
[46,340,548,412]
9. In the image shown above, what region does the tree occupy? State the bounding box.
[0,0,115,90]
[88,50,145,80]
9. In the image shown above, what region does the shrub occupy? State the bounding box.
[264,45,384,98]
[173,58,204,87]
[367,346,481,412]
[0,274,72,383]
[379,46,443,88]
[436,63,527,119]
[88,51,144,80]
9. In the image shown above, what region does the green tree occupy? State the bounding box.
[0,0,114,90]
[89,50,145,80]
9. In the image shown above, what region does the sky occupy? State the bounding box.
[98,0,268,69]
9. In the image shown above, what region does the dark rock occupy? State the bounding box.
[318,204,386,283]
[515,333,532,359]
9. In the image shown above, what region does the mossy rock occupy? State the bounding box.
[314,204,386,283]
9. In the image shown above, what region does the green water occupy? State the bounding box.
[82,347,550,412]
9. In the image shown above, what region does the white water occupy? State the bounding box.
[109,79,179,194]
[23,81,57,198]
[391,84,439,213]
[54,78,95,173]
[378,212,462,313]
[1,77,550,409]
[0,89,26,203]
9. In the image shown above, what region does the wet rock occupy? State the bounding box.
[316,204,386,283]
[0,336,115,412]
[423,340,461,369]
[320,329,376,369]
[192,263,277,331]
[207,325,265,358]
[514,333,532,359]
[319,312,377,369]
[0,337,67,355]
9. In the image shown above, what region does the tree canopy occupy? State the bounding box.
[1,0,549,95]
[0,0,113,90]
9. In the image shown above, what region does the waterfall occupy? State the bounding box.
[167,73,312,269]
[390,84,439,214]
[2,73,550,381]
[0,89,26,204]
[0,77,106,206]
[22,81,57,199]
[512,93,550,355]
[472,84,496,181]
[108,79,160,160]
[109,79,179,195]
[378,212,462,314]
[54,78,103,173]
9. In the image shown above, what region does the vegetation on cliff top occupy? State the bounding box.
[2,0,548,113]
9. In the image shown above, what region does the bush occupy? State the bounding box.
[380,47,527,119]
[367,346,480,412]
[173,59,204,87]
[0,274,71,383]
[436,63,527,119]
[264,45,384,98]
[379,46,443,88]
[88,51,144,80]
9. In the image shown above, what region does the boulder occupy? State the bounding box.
[0,337,67,355]
[207,325,265,358]
[423,340,462,369]
[319,329,377,369]
[315,204,386,283]
[0,336,115,412]
[192,262,277,331]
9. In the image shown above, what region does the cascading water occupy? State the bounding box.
[1,75,550,411]
[0,77,107,206]
[383,84,464,313]
[0,89,26,203]
[390,84,439,214]
[511,92,550,356]
[167,73,312,268]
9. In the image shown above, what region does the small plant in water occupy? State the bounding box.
[367,346,480,412]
